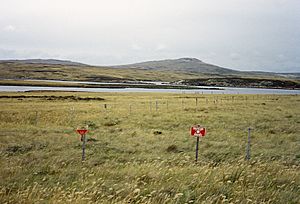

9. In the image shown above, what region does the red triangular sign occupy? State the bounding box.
[76,129,88,135]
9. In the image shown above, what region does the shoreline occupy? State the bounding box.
[0,79,222,90]
[0,78,299,91]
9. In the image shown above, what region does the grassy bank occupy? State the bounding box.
[0,79,220,90]
[0,92,299,203]
[183,77,300,90]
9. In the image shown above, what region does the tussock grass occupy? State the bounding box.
[0,92,299,203]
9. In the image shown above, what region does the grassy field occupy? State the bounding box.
[0,92,299,203]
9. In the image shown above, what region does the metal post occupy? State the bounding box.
[82,134,86,161]
[195,98,198,107]
[155,101,158,111]
[246,128,251,160]
[195,136,200,162]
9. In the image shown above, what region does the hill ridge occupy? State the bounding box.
[0,59,88,66]
[112,57,240,75]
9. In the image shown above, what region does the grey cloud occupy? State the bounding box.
[0,0,299,72]
[2,25,16,32]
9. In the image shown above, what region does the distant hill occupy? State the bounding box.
[1,57,299,78]
[113,58,241,75]
[0,59,88,66]
[1,57,299,81]
[0,57,299,89]
[113,58,300,79]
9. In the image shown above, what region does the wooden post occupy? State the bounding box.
[69,107,75,125]
[35,111,38,125]
[246,128,251,161]
[166,100,169,111]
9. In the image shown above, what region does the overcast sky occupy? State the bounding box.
[0,0,299,72]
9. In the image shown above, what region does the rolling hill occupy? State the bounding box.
[0,59,88,66]
[0,58,299,89]
[113,57,241,75]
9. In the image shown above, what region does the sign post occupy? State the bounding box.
[195,136,200,162]
[190,125,206,162]
[76,128,88,161]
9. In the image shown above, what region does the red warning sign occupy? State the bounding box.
[76,129,88,135]
[190,125,206,137]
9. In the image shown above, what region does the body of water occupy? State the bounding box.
[0,85,299,94]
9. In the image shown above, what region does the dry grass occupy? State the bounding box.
[0,92,299,203]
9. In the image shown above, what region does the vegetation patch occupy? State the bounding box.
[0,95,105,101]
[166,144,181,153]
[3,142,48,156]
[183,77,300,89]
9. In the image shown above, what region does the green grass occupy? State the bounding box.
[0,92,299,203]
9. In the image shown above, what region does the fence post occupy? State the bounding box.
[69,107,75,125]
[246,128,251,160]
[35,111,38,125]
[166,100,169,111]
